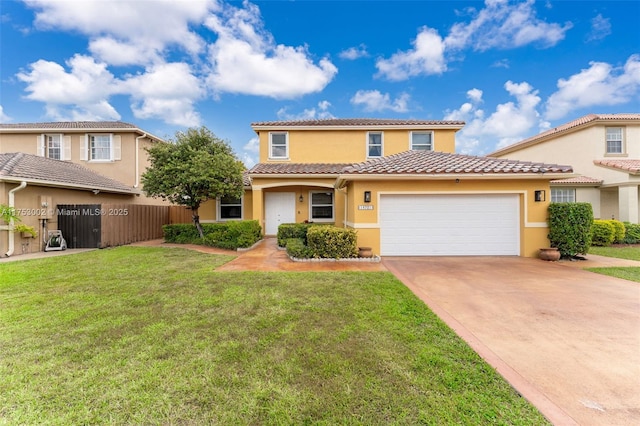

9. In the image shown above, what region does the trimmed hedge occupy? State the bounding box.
[285,238,314,259]
[609,220,626,243]
[548,203,593,257]
[276,222,333,247]
[163,220,262,250]
[591,220,616,247]
[622,222,640,244]
[307,226,358,259]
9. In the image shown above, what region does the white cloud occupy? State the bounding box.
[339,44,369,60]
[16,54,121,120]
[242,136,259,168]
[25,0,212,66]
[375,26,446,80]
[444,82,544,153]
[277,101,334,121]
[586,13,611,42]
[204,1,337,98]
[351,90,410,113]
[122,62,203,126]
[545,54,640,120]
[444,0,572,51]
[0,105,11,123]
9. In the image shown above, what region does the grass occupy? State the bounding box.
[0,247,548,425]
[589,245,640,261]
[586,267,640,283]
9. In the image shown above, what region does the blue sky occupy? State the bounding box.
[1,0,639,166]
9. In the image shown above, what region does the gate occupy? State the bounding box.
[56,204,102,248]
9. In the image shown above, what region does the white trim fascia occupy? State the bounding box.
[0,126,165,142]
[0,177,137,195]
[345,221,380,229]
[252,124,465,131]
[251,180,335,190]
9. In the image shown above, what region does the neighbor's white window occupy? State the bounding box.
[551,188,576,203]
[269,132,288,159]
[367,132,383,157]
[45,134,62,160]
[605,127,624,154]
[219,196,243,220]
[410,131,433,150]
[310,191,334,221]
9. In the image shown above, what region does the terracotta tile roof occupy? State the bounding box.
[0,121,137,130]
[593,159,640,174]
[489,113,640,156]
[249,162,352,175]
[0,152,135,193]
[551,176,603,185]
[251,118,464,128]
[342,150,573,175]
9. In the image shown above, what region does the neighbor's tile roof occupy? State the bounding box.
[551,176,603,185]
[0,152,135,193]
[0,121,137,130]
[594,159,640,174]
[489,113,640,156]
[251,118,465,127]
[342,150,573,175]
[249,162,352,175]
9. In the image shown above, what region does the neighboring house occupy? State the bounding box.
[197,118,573,257]
[0,122,170,256]
[489,113,640,224]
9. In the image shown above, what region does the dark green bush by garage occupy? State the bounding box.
[163,220,262,250]
[548,203,593,258]
[307,226,358,259]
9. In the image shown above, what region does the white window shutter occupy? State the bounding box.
[81,134,88,161]
[37,135,45,157]
[113,134,121,160]
[62,135,71,160]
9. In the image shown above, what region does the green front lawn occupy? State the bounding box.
[589,245,640,261]
[586,267,640,283]
[0,247,547,425]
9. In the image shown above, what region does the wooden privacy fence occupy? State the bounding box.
[101,204,192,248]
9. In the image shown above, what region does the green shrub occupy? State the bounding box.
[608,220,626,243]
[276,222,332,247]
[307,226,358,259]
[548,203,593,257]
[591,220,616,246]
[622,222,640,244]
[164,220,262,249]
[285,238,314,258]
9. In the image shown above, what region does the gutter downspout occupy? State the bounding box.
[134,133,147,188]
[5,181,27,257]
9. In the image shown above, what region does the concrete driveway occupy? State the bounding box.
[383,256,640,426]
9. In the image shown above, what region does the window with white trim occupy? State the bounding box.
[90,134,112,160]
[45,134,62,160]
[605,127,623,154]
[551,188,576,203]
[219,195,242,220]
[410,131,433,150]
[310,191,334,221]
[367,132,383,157]
[269,132,288,159]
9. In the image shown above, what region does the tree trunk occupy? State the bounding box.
[191,207,204,239]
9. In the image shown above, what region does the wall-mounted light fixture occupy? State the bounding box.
[364,191,371,203]
[534,190,546,202]
[299,194,304,203]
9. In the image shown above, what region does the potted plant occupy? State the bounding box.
[14,223,38,239]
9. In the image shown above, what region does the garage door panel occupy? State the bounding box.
[380,194,519,256]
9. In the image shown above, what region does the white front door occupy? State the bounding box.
[265,192,297,235]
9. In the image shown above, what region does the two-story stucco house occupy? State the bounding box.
[197,118,574,257]
[0,121,168,255]
[489,113,640,224]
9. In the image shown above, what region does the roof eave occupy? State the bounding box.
[0,126,165,142]
[249,173,341,179]
[0,176,138,195]
[251,124,465,132]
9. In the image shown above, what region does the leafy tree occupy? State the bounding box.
[142,127,245,238]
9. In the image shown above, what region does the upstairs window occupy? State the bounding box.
[90,134,112,160]
[269,132,288,159]
[605,127,623,154]
[310,191,334,221]
[219,196,242,220]
[367,132,383,157]
[410,131,433,150]
[551,188,576,203]
[45,134,61,159]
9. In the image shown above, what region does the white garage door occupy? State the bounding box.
[380,194,520,256]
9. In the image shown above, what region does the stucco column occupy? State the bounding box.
[618,185,639,223]
[252,187,264,231]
